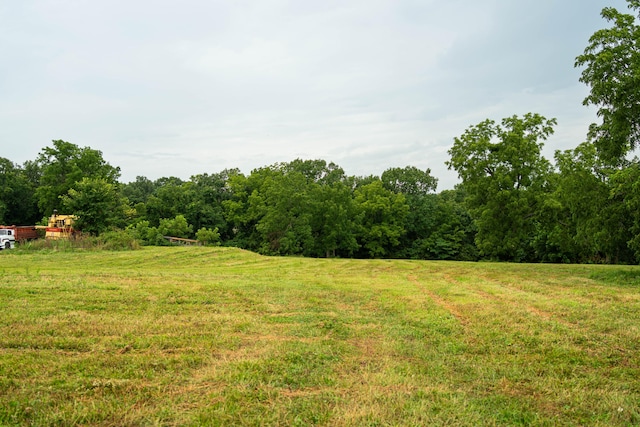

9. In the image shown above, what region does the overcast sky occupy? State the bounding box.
[0,0,628,189]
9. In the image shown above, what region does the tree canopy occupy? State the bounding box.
[447,114,556,261]
[575,0,640,163]
[35,140,121,215]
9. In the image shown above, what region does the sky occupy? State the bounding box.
[0,0,629,189]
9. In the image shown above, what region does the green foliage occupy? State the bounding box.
[0,158,39,225]
[575,0,640,163]
[35,140,120,215]
[307,180,359,258]
[222,162,357,257]
[120,176,157,205]
[61,177,131,235]
[196,227,221,246]
[185,170,237,240]
[279,159,347,185]
[96,229,141,250]
[127,220,165,246]
[548,143,638,263]
[609,161,640,262]
[381,166,438,196]
[397,189,478,261]
[158,215,193,239]
[252,170,314,255]
[447,113,556,261]
[222,171,264,250]
[572,0,640,262]
[143,177,187,227]
[4,121,640,263]
[354,180,409,258]
[548,143,607,261]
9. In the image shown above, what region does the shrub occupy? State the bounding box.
[98,229,141,250]
[196,227,221,246]
[158,215,193,239]
[127,221,165,246]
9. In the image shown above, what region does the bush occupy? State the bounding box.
[127,221,166,246]
[97,230,141,250]
[158,215,193,239]
[12,230,141,252]
[196,227,221,246]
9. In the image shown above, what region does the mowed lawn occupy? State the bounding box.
[0,247,638,426]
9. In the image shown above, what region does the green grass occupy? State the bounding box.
[0,247,638,426]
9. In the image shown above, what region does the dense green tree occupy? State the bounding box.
[381,166,438,197]
[426,189,478,261]
[545,142,637,263]
[351,174,380,189]
[252,170,314,255]
[353,180,409,258]
[222,161,359,257]
[61,177,130,235]
[35,140,120,215]
[609,161,640,262]
[223,168,275,250]
[121,176,157,205]
[277,160,357,257]
[307,180,359,257]
[196,227,221,246]
[381,166,447,259]
[184,170,238,240]
[158,214,193,239]
[143,177,187,227]
[575,0,640,163]
[447,113,556,261]
[394,189,478,261]
[127,220,165,246]
[280,159,347,185]
[550,143,609,261]
[528,171,578,263]
[0,158,39,225]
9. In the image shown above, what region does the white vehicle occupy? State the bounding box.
[0,228,16,250]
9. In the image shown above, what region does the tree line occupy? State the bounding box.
[0,145,477,260]
[2,1,640,263]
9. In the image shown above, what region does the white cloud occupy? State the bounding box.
[0,0,629,189]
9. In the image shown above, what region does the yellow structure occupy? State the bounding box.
[43,213,77,239]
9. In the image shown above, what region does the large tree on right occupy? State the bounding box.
[575,0,640,164]
[447,113,556,261]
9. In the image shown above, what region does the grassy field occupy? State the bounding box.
[0,247,638,426]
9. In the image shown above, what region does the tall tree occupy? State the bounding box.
[447,113,556,261]
[548,142,626,262]
[222,168,274,251]
[184,170,238,239]
[381,166,440,259]
[61,177,130,235]
[575,0,640,163]
[35,140,120,215]
[381,166,438,197]
[254,171,314,255]
[307,180,359,258]
[280,159,347,185]
[143,177,187,227]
